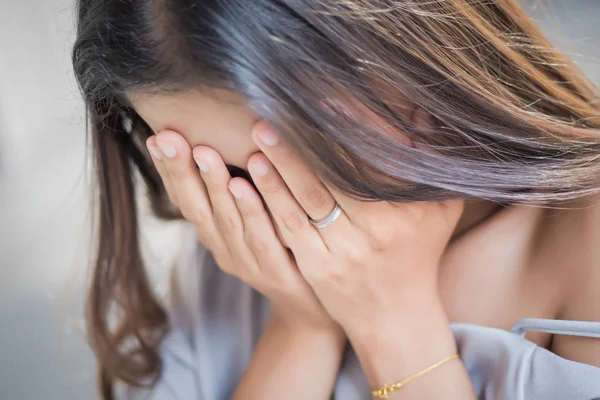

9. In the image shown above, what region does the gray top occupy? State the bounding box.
[125,232,600,400]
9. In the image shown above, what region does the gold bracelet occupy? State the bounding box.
[371,354,460,399]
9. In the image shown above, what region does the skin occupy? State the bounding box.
[132,89,600,398]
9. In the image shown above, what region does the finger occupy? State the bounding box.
[266,207,290,248]
[146,135,179,207]
[192,146,257,271]
[251,122,352,244]
[251,122,337,220]
[227,177,299,282]
[247,152,329,255]
[154,131,222,249]
[322,182,367,218]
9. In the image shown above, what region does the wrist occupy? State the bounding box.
[268,309,346,350]
[347,296,457,386]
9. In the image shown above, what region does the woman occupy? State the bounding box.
[72,0,600,399]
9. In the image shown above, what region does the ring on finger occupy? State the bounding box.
[309,202,343,229]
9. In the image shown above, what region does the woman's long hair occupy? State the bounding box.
[72,0,600,397]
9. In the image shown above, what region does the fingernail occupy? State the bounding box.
[195,157,210,173]
[258,128,280,146]
[250,160,269,176]
[148,145,163,160]
[228,185,243,200]
[156,140,176,158]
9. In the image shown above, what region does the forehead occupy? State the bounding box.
[130,89,260,167]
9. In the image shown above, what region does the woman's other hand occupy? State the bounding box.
[245,121,474,397]
[246,121,464,337]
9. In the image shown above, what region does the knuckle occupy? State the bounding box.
[245,231,270,254]
[281,207,309,232]
[325,267,345,285]
[214,212,239,233]
[211,251,230,271]
[257,175,283,195]
[302,187,329,210]
[217,260,235,276]
[228,257,254,284]
[196,224,219,248]
[182,206,210,227]
[196,231,211,248]
[367,224,395,250]
[344,244,369,263]
[236,269,251,284]
[304,258,340,283]
[239,199,263,219]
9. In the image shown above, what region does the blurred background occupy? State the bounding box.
[0,1,598,399]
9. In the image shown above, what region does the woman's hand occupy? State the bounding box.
[146,130,340,333]
[243,121,464,337]
[245,121,474,398]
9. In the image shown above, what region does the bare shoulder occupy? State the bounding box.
[548,193,600,367]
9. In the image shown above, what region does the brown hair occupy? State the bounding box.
[72,0,600,397]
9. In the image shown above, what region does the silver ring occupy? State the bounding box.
[309,203,342,229]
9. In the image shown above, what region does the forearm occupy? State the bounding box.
[232,312,346,400]
[349,296,476,399]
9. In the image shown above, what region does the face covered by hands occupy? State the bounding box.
[147,120,464,342]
